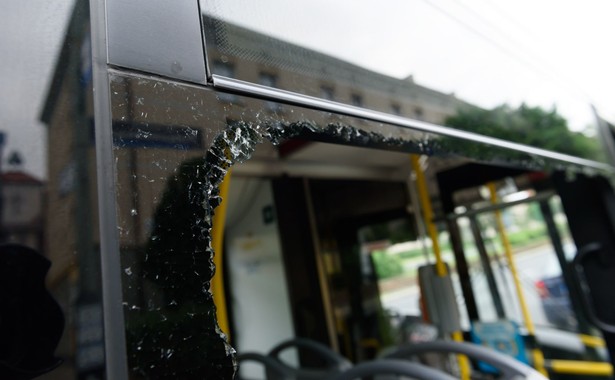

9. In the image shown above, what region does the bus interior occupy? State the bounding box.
[219,132,615,380]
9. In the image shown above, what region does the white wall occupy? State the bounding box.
[225,177,297,377]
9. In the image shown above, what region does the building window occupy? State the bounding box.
[259,72,276,88]
[414,107,424,120]
[320,85,335,101]
[259,72,281,111]
[213,61,237,103]
[351,93,363,107]
[10,193,23,216]
[391,104,401,115]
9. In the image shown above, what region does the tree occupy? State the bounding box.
[371,250,404,279]
[444,104,604,161]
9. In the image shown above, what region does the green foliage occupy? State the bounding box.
[371,250,404,279]
[398,248,425,260]
[445,104,604,161]
[507,225,548,247]
[527,203,543,222]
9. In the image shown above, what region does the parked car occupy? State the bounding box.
[535,275,577,331]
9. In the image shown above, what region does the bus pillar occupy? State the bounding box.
[445,219,479,321]
[469,215,506,319]
[538,199,600,353]
[553,172,615,370]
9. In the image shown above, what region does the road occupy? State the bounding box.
[380,242,576,330]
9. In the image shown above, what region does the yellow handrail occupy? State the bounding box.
[411,154,471,380]
[410,155,447,276]
[547,360,613,376]
[487,182,547,377]
[579,334,606,348]
[211,169,232,339]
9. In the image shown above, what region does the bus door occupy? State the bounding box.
[303,177,413,362]
[554,172,615,371]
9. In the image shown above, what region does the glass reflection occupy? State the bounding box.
[3,1,105,379]
[201,0,613,164]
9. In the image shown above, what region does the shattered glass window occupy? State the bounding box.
[110,75,236,378]
[108,66,614,377]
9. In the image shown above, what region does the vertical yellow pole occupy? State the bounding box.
[411,155,471,380]
[487,182,547,376]
[211,169,232,339]
[411,155,447,277]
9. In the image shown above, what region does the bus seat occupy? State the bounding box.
[266,337,352,380]
[236,352,293,380]
[328,359,456,380]
[381,340,548,380]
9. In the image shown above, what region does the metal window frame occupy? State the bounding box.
[99,0,615,175]
[89,0,129,378]
[211,74,615,174]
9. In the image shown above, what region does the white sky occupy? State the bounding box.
[1,0,614,178]
[1,0,74,179]
[208,0,615,130]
